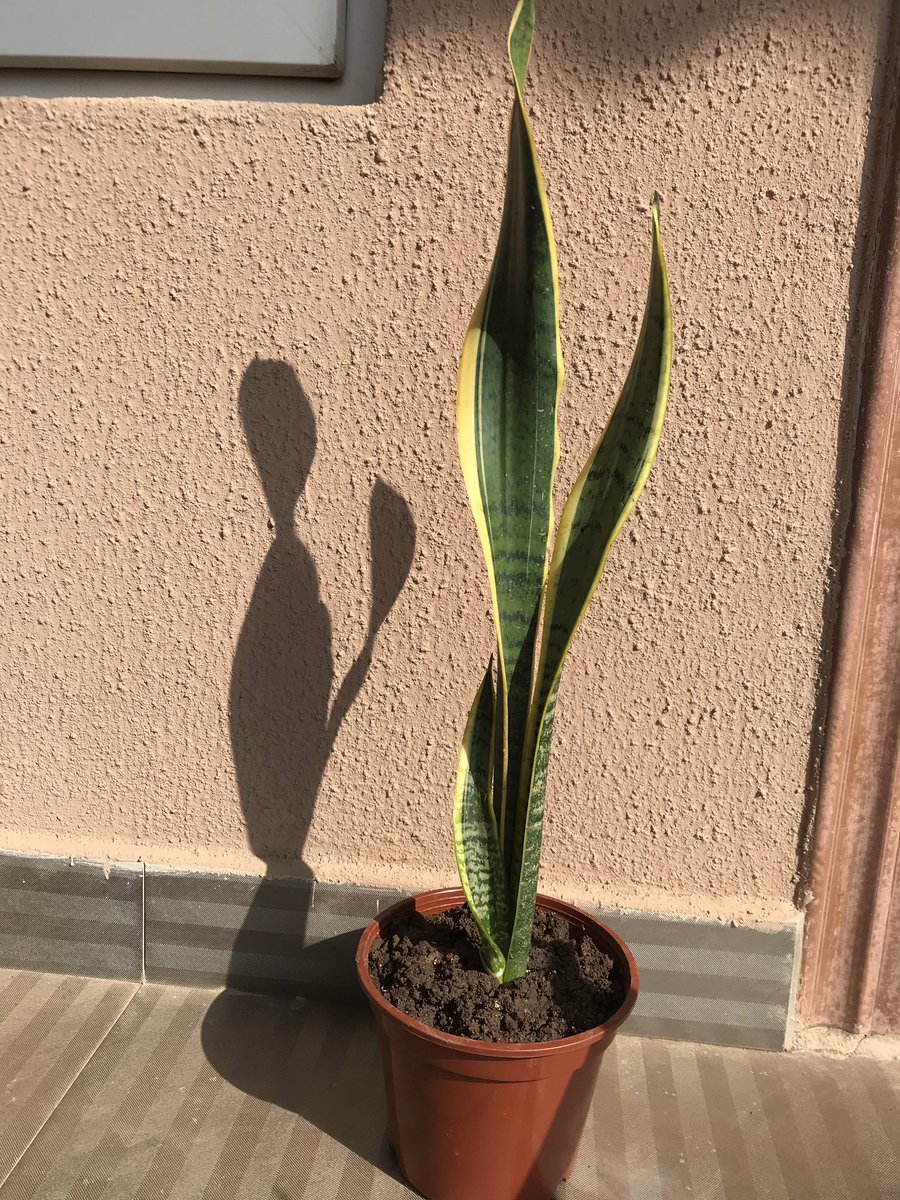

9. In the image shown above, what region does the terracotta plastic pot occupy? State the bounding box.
[356,887,639,1200]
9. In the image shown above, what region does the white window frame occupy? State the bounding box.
[0,0,384,104]
[0,0,347,78]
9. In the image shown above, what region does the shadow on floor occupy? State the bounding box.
[202,990,409,1187]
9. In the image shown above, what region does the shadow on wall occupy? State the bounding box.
[398,0,743,68]
[209,357,415,994]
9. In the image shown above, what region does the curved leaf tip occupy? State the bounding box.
[508,0,535,92]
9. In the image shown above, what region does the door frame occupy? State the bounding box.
[799,2,900,1034]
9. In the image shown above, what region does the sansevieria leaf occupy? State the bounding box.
[453,0,674,990]
[452,664,510,978]
[456,0,563,879]
[502,197,673,982]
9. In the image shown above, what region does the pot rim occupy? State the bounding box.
[356,887,640,1058]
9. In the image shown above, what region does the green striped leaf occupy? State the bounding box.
[456,0,563,882]
[503,197,673,982]
[452,664,510,979]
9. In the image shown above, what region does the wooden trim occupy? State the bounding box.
[799,4,900,1033]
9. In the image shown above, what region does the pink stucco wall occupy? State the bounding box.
[0,0,886,921]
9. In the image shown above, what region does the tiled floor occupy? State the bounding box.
[0,969,897,1199]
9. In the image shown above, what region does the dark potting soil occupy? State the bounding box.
[368,904,626,1043]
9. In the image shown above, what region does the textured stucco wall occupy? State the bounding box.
[0,0,885,922]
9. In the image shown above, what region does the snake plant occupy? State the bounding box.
[453,0,673,983]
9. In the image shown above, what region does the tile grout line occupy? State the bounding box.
[0,980,142,1194]
[784,910,806,1049]
[142,861,147,985]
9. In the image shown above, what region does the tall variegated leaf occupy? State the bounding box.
[456,0,564,881]
[452,664,510,978]
[503,197,673,982]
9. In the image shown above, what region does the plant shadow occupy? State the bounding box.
[203,990,412,1192]
[200,357,416,1185]
[202,983,599,1198]
[225,357,415,878]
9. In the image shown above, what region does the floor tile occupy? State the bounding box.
[0,969,137,1188]
[0,974,898,1199]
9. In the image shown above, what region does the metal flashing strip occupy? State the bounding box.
[145,870,392,1001]
[591,905,800,1051]
[0,853,143,982]
[0,851,801,1049]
